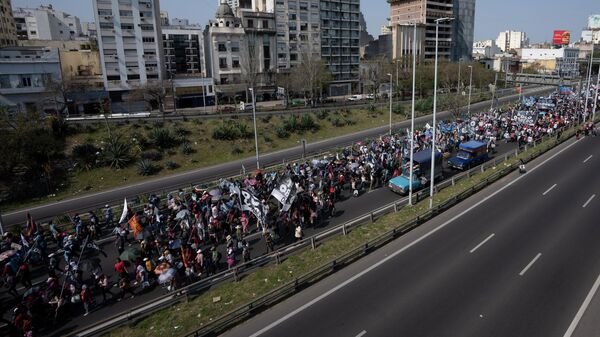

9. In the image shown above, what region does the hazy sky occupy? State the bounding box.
[12,0,600,43]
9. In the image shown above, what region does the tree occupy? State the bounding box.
[128,81,171,118]
[361,56,393,100]
[291,46,331,106]
[240,33,262,102]
[45,78,91,116]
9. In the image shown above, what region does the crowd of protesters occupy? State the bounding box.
[1,86,598,336]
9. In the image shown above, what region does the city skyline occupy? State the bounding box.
[12,0,600,43]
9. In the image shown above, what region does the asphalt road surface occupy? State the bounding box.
[221,132,600,337]
[3,86,554,227]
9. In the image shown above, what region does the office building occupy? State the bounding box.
[391,23,426,62]
[93,0,164,97]
[496,30,528,52]
[0,46,62,114]
[472,39,500,59]
[518,47,579,77]
[0,0,17,47]
[389,0,454,59]
[204,0,246,98]
[13,5,83,41]
[320,0,361,96]
[451,0,475,61]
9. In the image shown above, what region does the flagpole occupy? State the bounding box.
[55,234,90,320]
[0,208,4,236]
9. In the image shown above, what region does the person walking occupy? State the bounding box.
[117,276,135,301]
[294,225,303,242]
[80,284,92,316]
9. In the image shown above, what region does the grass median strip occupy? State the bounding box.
[103,123,576,337]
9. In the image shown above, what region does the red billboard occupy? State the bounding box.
[553,30,571,45]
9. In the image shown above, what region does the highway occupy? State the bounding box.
[3,85,553,228]
[0,93,541,335]
[221,130,600,337]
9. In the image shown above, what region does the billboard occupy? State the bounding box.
[589,15,600,30]
[553,30,571,45]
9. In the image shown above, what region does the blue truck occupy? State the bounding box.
[388,149,443,195]
[448,140,489,170]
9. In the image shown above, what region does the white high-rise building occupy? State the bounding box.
[13,4,83,41]
[495,30,528,52]
[93,0,164,94]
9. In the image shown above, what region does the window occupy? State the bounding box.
[232,58,240,68]
[98,9,112,16]
[142,37,155,43]
[263,20,269,29]
[219,58,228,69]
[99,22,113,29]
[107,75,121,81]
[119,10,133,17]
[121,23,134,30]
[247,19,254,28]
[230,42,239,52]
[140,24,154,31]
[128,74,140,80]
[218,43,227,52]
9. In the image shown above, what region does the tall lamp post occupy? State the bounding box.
[249,88,260,169]
[430,17,454,209]
[467,65,473,117]
[594,63,599,122]
[408,22,418,206]
[584,42,594,121]
[388,73,393,135]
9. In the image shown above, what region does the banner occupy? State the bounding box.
[240,189,265,222]
[271,177,296,212]
[118,198,129,224]
[128,214,143,238]
[514,111,537,125]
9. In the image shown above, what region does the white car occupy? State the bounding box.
[239,102,255,111]
[347,95,363,101]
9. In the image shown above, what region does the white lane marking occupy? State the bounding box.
[562,273,600,337]
[469,234,495,254]
[583,195,596,208]
[248,138,582,337]
[583,155,593,163]
[519,253,542,276]
[542,184,557,196]
[355,330,367,337]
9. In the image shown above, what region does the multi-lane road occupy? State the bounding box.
[222,126,600,337]
[3,86,554,227]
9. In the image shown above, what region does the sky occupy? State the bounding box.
[12,0,600,43]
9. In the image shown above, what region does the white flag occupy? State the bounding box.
[118,198,129,224]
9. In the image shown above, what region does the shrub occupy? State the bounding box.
[300,114,319,132]
[368,104,377,112]
[103,135,132,169]
[165,161,180,170]
[264,135,273,143]
[151,128,177,149]
[261,115,272,123]
[140,149,163,161]
[237,123,253,139]
[315,109,329,120]
[283,115,299,132]
[212,123,239,141]
[393,104,405,115]
[72,143,100,171]
[174,126,190,138]
[330,117,343,127]
[415,97,433,112]
[180,141,194,155]
[137,159,160,176]
[231,145,244,155]
[275,127,290,139]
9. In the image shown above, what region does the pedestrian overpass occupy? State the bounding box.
[506,73,575,86]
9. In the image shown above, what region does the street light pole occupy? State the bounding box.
[430,17,453,209]
[388,73,393,135]
[249,88,260,169]
[408,22,417,206]
[594,65,599,122]
[584,42,595,121]
[467,65,473,117]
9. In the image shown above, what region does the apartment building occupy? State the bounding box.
[320,0,361,96]
[0,0,17,47]
[496,30,528,52]
[274,0,321,70]
[389,0,454,59]
[13,4,83,41]
[204,0,246,97]
[238,7,277,90]
[93,0,164,98]
[0,46,62,114]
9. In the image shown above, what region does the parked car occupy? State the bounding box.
[239,102,255,111]
[347,95,363,101]
[218,106,236,114]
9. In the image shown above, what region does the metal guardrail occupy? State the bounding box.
[70,118,583,337]
[6,85,553,236]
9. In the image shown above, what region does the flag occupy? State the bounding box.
[271,177,296,211]
[118,198,129,224]
[25,213,37,237]
[128,214,143,238]
[20,233,30,248]
[240,189,265,222]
